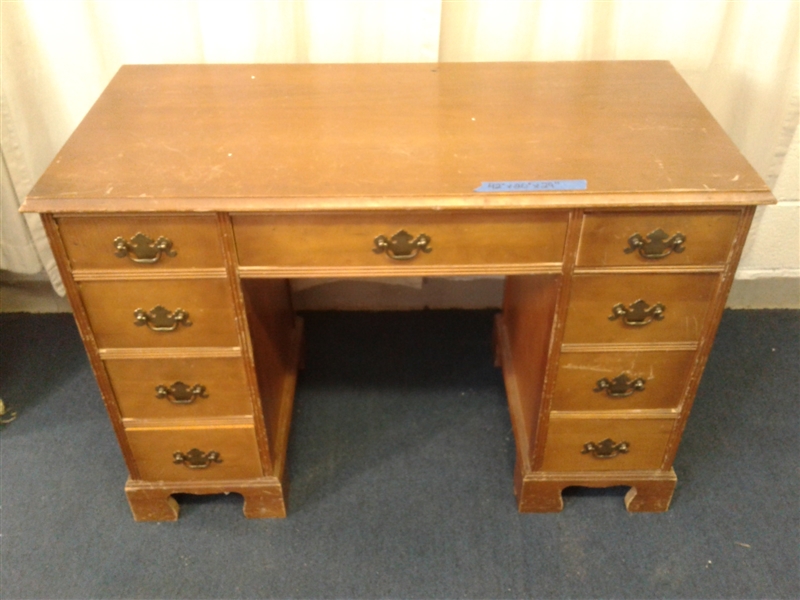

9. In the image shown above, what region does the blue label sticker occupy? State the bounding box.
[474,179,587,192]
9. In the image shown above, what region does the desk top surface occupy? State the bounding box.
[24,62,773,213]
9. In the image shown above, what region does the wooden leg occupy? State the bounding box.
[125,478,288,521]
[125,485,180,522]
[516,468,678,513]
[624,477,677,513]
[240,483,288,519]
[517,480,565,512]
[515,462,565,512]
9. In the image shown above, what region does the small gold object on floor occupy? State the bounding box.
[0,399,17,425]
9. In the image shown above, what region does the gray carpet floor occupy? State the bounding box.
[0,309,797,599]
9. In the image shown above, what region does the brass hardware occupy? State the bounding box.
[624,229,686,259]
[114,232,176,263]
[173,448,222,469]
[594,374,646,398]
[582,438,630,459]
[373,230,432,261]
[155,382,208,405]
[0,399,17,426]
[134,306,192,331]
[609,299,665,326]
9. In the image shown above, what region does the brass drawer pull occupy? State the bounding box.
[624,229,686,259]
[594,374,646,398]
[609,299,665,326]
[173,448,221,469]
[373,229,432,261]
[582,438,629,459]
[134,305,192,331]
[114,232,176,263]
[155,382,207,405]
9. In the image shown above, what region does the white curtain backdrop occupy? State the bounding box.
[2,0,798,295]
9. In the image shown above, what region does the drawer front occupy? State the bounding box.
[577,210,741,267]
[552,351,696,412]
[57,215,225,271]
[540,417,676,471]
[105,358,252,420]
[79,279,240,348]
[126,425,263,482]
[232,211,568,268]
[562,273,719,345]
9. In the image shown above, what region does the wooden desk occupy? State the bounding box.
[23,62,774,520]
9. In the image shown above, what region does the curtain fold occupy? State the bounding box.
[1,85,64,292]
[1,0,797,292]
[1,152,40,276]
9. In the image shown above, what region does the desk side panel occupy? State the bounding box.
[41,214,141,479]
[660,206,757,468]
[502,275,561,462]
[239,278,299,481]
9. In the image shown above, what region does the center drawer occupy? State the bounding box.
[232,211,569,270]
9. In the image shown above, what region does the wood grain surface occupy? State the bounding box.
[561,272,719,345]
[233,210,568,268]
[57,215,225,271]
[551,350,696,412]
[78,278,240,348]
[576,209,742,266]
[540,416,676,471]
[125,424,263,482]
[104,357,253,420]
[23,62,772,213]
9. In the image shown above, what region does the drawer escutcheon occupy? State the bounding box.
[594,374,646,398]
[134,306,192,331]
[173,448,222,469]
[609,299,665,326]
[114,232,176,263]
[624,229,686,259]
[373,230,432,261]
[155,382,208,405]
[582,439,630,459]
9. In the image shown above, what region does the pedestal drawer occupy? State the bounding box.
[78,279,240,348]
[552,350,696,412]
[57,215,225,271]
[232,211,568,270]
[577,210,740,267]
[540,417,676,472]
[105,357,252,420]
[562,273,719,345]
[126,424,263,482]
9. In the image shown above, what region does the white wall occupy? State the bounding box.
[739,127,799,279]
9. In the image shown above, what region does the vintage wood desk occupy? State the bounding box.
[23,62,774,520]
